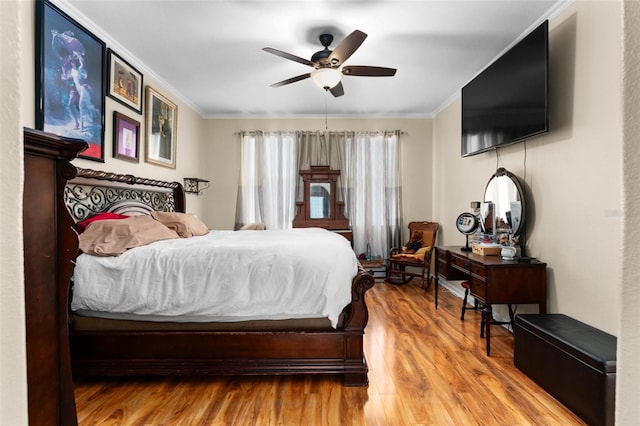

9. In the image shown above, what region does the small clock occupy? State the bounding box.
[456,212,479,251]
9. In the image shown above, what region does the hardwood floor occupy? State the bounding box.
[74,280,585,425]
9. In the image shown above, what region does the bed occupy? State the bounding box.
[63,168,374,386]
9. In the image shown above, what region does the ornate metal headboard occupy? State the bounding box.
[64,168,186,222]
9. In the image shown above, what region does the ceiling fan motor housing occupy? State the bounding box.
[311,34,335,67]
[319,33,334,47]
[311,49,332,65]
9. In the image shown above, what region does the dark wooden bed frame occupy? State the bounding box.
[64,168,374,386]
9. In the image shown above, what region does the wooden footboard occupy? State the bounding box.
[70,264,374,386]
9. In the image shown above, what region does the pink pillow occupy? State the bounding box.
[76,212,128,234]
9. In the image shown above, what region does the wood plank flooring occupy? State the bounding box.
[74,280,586,425]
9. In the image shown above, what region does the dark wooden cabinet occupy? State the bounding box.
[23,128,87,425]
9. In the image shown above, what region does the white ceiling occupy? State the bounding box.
[61,0,569,118]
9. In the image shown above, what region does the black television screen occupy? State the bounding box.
[462,20,548,157]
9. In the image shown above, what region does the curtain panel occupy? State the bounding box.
[339,131,403,257]
[235,131,298,230]
[236,130,403,257]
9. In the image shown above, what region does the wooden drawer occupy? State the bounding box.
[471,263,486,278]
[450,255,471,273]
[437,258,447,273]
[470,276,487,300]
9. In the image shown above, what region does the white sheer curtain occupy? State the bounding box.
[235,131,297,230]
[337,131,403,258]
[235,130,403,256]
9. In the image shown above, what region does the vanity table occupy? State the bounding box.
[439,167,545,355]
[435,246,547,356]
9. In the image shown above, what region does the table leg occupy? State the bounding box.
[434,276,439,309]
[484,304,492,356]
[507,304,515,331]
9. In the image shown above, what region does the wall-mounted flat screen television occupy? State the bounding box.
[461,20,548,157]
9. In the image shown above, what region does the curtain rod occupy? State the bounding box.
[234,130,408,136]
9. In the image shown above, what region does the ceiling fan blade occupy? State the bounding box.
[263,47,314,67]
[329,82,344,97]
[328,30,367,65]
[342,66,397,77]
[269,73,311,87]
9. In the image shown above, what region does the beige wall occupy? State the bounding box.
[202,117,432,237]
[619,1,640,422]
[70,93,209,218]
[433,1,622,335]
[19,0,210,219]
[1,1,29,424]
[434,3,640,417]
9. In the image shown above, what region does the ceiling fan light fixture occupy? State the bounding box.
[311,68,342,90]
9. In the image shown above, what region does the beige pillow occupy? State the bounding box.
[79,215,179,256]
[239,223,266,230]
[151,211,209,238]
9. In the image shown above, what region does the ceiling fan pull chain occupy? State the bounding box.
[325,91,328,130]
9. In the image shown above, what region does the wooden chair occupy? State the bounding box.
[385,221,439,288]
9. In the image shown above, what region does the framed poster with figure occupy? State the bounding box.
[35,0,106,162]
[145,86,177,169]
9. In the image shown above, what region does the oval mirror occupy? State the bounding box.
[483,167,525,237]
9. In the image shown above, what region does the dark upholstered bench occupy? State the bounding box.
[514,314,616,426]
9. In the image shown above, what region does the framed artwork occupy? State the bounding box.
[35,0,106,162]
[112,111,140,163]
[107,49,143,114]
[145,86,177,169]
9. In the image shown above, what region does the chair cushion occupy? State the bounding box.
[392,253,422,261]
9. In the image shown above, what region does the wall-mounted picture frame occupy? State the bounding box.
[35,0,106,162]
[112,111,140,163]
[107,49,143,114]
[145,86,177,169]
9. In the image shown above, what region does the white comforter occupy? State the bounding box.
[71,228,358,328]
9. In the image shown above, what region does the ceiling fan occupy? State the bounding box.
[263,30,397,97]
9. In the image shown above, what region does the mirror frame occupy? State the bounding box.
[293,166,349,230]
[483,167,526,237]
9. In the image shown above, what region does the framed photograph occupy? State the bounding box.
[35,0,106,162]
[145,86,177,169]
[112,111,140,162]
[107,49,143,114]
